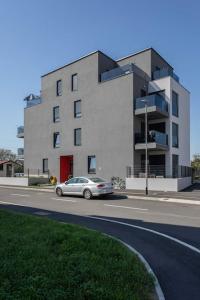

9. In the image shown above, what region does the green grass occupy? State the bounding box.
[0,210,154,300]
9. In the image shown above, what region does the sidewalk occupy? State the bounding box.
[114,184,200,205]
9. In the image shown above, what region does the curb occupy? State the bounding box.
[103,233,165,300]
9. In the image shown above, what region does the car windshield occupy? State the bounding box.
[89,177,105,183]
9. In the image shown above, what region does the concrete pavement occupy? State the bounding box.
[0,186,200,300]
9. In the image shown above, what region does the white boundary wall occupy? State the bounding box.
[0,177,49,186]
[0,177,29,186]
[126,177,191,192]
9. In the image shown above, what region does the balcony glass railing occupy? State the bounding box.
[135,130,168,146]
[152,67,179,82]
[101,64,134,82]
[135,94,168,113]
[17,148,24,155]
[24,94,42,108]
[17,126,24,135]
[26,97,41,108]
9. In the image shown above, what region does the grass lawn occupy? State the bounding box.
[0,209,154,300]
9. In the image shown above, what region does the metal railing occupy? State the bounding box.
[126,165,192,179]
[152,67,179,82]
[17,169,50,179]
[135,94,168,113]
[135,130,168,146]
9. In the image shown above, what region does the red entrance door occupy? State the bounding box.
[60,156,73,182]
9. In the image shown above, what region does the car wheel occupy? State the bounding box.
[83,189,92,200]
[56,187,63,197]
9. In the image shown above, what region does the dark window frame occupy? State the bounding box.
[172,122,179,148]
[74,128,81,146]
[172,91,179,117]
[53,106,60,122]
[53,132,60,148]
[56,80,62,96]
[74,100,82,118]
[71,73,78,91]
[42,158,48,173]
[88,155,96,174]
[0,164,3,171]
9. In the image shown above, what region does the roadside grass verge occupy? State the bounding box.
[0,209,154,300]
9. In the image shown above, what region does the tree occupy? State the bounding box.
[0,149,16,161]
[191,154,200,179]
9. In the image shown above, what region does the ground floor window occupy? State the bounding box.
[43,159,48,173]
[88,156,96,174]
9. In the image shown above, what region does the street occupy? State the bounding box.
[0,186,200,300]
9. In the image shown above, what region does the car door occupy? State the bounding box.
[62,178,78,194]
[75,178,89,194]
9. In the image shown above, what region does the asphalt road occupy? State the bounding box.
[0,186,200,300]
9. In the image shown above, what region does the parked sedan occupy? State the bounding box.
[55,177,113,199]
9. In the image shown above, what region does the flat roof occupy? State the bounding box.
[117,47,173,69]
[41,50,115,78]
[41,47,173,78]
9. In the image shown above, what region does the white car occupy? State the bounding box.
[55,177,113,199]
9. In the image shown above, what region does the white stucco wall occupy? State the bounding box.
[0,177,29,186]
[126,177,191,192]
[148,76,190,176]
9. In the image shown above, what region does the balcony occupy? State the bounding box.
[24,94,42,108]
[101,64,134,82]
[152,67,179,82]
[17,148,24,160]
[17,126,24,138]
[135,94,168,119]
[135,130,168,151]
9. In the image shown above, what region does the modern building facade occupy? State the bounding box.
[20,48,190,187]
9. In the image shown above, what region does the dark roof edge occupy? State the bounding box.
[41,50,115,78]
[0,160,19,165]
[117,47,173,69]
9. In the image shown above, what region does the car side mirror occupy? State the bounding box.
[65,181,68,185]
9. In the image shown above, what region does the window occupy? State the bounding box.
[172,123,179,148]
[43,159,48,173]
[66,178,78,184]
[172,91,179,117]
[88,156,96,174]
[53,106,60,122]
[72,73,78,91]
[0,164,3,171]
[74,128,81,146]
[90,178,105,183]
[56,80,62,96]
[76,178,89,183]
[74,100,81,118]
[53,132,60,148]
[172,155,179,178]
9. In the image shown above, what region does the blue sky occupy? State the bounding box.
[0,0,199,157]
